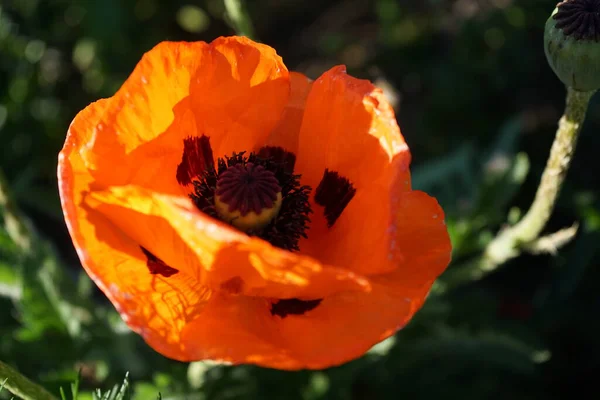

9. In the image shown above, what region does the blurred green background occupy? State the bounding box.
[1,0,599,399]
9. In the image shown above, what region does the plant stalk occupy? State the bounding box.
[0,360,57,400]
[0,170,34,252]
[482,87,595,270]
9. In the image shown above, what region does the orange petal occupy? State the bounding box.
[274,281,429,369]
[295,65,415,275]
[268,193,450,369]
[84,184,370,300]
[79,41,209,169]
[72,37,290,196]
[379,190,452,287]
[264,71,313,154]
[295,65,409,190]
[180,294,288,365]
[179,278,431,369]
[60,123,210,359]
[60,184,210,360]
[181,214,448,370]
[189,36,290,160]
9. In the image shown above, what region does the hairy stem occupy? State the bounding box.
[0,360,57,400]
[481,87,595,270]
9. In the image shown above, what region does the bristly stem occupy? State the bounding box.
[0,360,57,400]
[480,87,595,271]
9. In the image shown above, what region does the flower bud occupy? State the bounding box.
[544,0,600,91]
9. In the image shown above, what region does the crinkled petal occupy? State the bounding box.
[189,36,290,160]
[85,185,371,300]
[296,65,419,276]
[264,71,313,153]
[59,146,209,360]
[179,278,431,369]
[73,37,290,195]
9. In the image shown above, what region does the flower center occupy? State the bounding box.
[174,137,361,318]
[214,163,283,232]
[179,140,312,251]
[554,0,600,41]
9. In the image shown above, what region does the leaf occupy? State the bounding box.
[533,206,600,316]
[474,115,529,220]
[411,142,478,214]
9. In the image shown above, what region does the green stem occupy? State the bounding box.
[481,87,595,270]
[0,360,57,400]
[223,0,256,39]
[0,169,34,253]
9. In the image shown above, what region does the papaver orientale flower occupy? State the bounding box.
[58,36,452,370]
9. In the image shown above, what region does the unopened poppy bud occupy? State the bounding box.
[214,162,283,232]
[544,0,600,91]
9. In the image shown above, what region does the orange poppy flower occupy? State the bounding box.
[58,36,452,370]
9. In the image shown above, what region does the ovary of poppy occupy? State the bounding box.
[58,36,452,370]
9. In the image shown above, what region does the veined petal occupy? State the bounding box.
[295,65,409,190]
[85,185,370,300]
[178,279,429,370]
[295,65,416,275]
[264,72,313,154]
[70,37,290,196]
[189,36,290,160]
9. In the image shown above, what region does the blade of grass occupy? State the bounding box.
[223,0,255,39]
[0,360,57,400]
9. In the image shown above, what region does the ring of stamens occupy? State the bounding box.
[186,147,312,252]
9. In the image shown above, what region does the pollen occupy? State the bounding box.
[214,163,283,232]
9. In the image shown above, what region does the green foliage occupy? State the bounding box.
[1,0,599,399]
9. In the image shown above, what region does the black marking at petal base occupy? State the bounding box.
[189,151,312,251]
[270,298,323,318]
[257,146,297,173]
[554,0,600,41]
[314,169,356,227]
[215,163,281,216]
[140,246,179,277]
[176,136,215,186]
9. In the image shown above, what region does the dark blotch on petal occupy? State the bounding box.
[270,298,322,318]
[176,135,215,186]
[314,169,356,227]
[220,276,245,294]
[140,246,179,277]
